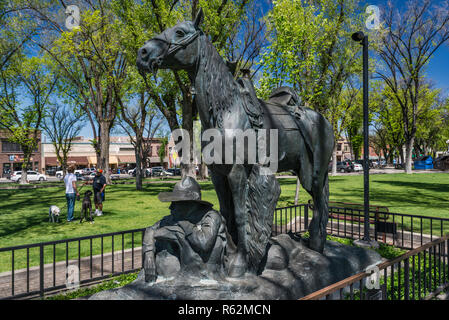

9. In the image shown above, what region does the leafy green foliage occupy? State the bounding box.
[45,272,139,300]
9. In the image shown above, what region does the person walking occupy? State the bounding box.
[93,169,107,216]
[64,165,80,222]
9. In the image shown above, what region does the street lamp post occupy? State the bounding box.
[352,31,377,247]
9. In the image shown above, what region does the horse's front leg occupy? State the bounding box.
[226,164,250,277]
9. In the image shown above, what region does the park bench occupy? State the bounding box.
[328,201,397,242]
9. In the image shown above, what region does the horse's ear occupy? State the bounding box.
[193,8,204,29]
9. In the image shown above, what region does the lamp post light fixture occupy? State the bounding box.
[351,31,378,248]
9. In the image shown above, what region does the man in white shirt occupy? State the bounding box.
[64,166,80,222]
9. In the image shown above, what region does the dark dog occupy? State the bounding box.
[80,190,94,224]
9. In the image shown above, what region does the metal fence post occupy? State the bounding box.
[40,244,44,298]
[404,258,410,300]
[304,205,309,230]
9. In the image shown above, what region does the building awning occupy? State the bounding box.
[87,156,119,165]
[45,156,89,166]
[118,155,136,163]
[149,156,169,163]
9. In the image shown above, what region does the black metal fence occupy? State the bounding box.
[0,228,145,300]
[2,203,449,300]
[301,234,449,300]
[272,203,449,250]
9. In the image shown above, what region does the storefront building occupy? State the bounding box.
[0,130,42,177]
[42,136,173,174]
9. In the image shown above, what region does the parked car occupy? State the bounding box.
[74,172,88,181]
[10,171,22,179]
[353,163,363,172]
[151,166,165,176]
[434,155,449,170]
[82,168,95,175]
[337,161,354,173]
[328,161,354,173]
[45,168,56,176]
[129,168,151,177]
[55,170,63,178]
[166,168,181,176]
[11,171,47,182]
[87,172,96,180]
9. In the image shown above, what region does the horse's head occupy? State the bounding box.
[137,9,204,77]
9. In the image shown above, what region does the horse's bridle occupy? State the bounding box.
[152,30,201,58]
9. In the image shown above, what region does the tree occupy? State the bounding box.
[41,104,84,176]
[371,83,405,165]
[376,0,449,173]
[413,87,448,157]
[345,97,363,161]
[258,0,366,175]
[158,136,168,168]
[0,0,36,72]
[113,0,265,178]
[0,55,57,183]
[26,0,129,183]
[118,89,164,190]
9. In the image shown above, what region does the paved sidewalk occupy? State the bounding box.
[0,247,142,299]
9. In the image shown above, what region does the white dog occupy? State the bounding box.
[49,205,60,223]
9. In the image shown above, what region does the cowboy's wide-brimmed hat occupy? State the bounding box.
[158,176,213,206]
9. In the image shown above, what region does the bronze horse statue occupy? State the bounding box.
[137,9,335,277]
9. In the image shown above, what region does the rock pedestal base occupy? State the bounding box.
[89,235,381,300]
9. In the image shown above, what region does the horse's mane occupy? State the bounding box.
[199,35,242,128]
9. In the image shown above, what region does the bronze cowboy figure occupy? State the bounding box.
[142,177,233,282]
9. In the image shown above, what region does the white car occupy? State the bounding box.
[353,163,363,172]
[11,171,47,182]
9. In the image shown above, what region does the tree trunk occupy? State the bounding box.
[181,100,196,179]
[135,142,143,191]
[99,122,111,183]
[198,163,208,180]
[331,143,337,176]
[20,157,30,184]
[294,177,300,205]
[404,137,415,174]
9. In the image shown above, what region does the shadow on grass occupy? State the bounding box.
[331,185,448,213]
[375,180,449,192]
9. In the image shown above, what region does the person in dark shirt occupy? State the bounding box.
[92,169,107,216]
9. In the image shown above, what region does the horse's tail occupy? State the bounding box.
[245,165,281,274]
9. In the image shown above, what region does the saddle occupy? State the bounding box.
[236,78,314,154]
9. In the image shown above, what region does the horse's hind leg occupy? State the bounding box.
[308,171,329,253]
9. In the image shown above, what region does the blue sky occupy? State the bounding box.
[75,0,449,139]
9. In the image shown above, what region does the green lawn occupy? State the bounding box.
[1,173,449,247]
[0,173,448,272]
